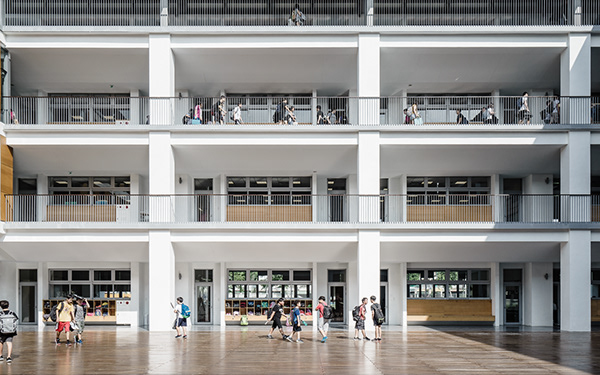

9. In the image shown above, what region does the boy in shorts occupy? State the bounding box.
[55,295,75,345]
[287,301,303,343]
[0,300,18,364]
[267,298,288,340]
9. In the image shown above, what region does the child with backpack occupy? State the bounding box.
[287,301,303,343]
[353,297,370,341]
[370,295,384,342]
[0,300,18,364]
[174,297,191,339]
[315,296,332,343]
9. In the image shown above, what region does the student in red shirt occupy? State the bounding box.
[353,297,370,341]
[315,296,331,343]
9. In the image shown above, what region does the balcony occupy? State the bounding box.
[2,0,599,28]
[4,194,598,225]
[3,95,598,127]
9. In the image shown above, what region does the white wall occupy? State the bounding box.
[523,262,553,326]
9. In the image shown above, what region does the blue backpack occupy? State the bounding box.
[181,304,191,319]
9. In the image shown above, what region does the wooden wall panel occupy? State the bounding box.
[407,205,492,222]
[226,205,312,222]
[46,206,117,222]
[592,299,600,322]
[1,136,13,221]
[407,299,495,322]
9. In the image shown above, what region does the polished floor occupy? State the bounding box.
[0,326,599,374]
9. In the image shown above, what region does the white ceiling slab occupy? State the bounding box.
[10,48,150,95]
[381,145,561,176]
[12,145,149,177]
[381,47,562,95]
[173,241,356,262]
[174,144,357,176]
[381,241,560,263]
[0,242,148,262]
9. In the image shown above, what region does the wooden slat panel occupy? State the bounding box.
[226,205,312,222]
[592,299,600,322]
[407,205,492,222]
[46,205,117,222]
[407,299,495,322]
[1,136,14,222]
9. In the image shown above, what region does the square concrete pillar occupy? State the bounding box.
[560,230,591,331]
[148,230,175,331]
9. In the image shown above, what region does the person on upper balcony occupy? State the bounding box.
[517,92,531,125]
[289,4,306,26]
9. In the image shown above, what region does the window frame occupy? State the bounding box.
[407,268,491,299]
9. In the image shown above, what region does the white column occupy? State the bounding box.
[523,262,553,327]
[148,231,175,331]
[219,262,226,327]
[357,230,380,334]
[312,261,318,332]
[311,90,317,126]
[560,230,591,331]
[347,260,357,333]
[357,132,380,222]
[490,262,501,327]
[357,34,380,126]
[37,90,47,125]
[560,33,591,124]
[149,132,174,222]
[36,174,48,222]
[130,89,140,125]
[37,262,46,329]
[560,131,590,222]
[149,34,174,125]
[128,262,140,327]
[523,174,554,222]
[399,262,407,327]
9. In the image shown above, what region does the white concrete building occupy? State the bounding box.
[0,0,599,332]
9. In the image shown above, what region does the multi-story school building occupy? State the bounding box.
[0,0,599,332]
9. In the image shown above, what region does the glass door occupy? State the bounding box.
[504,284,521,324]
[196,285,212,323]
[19,284,36,324]
[328,285,345,323]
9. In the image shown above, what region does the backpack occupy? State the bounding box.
[0,311,18,334]
[181,304,191,319]
[322,305,334,320]
[352,305,361,322]
[266,302,276,319]
[48,302,64,323]
[240,315,249,326]
[372,303,385,324]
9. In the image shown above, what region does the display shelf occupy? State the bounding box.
[224,299,313,324]
[43,299,118,324]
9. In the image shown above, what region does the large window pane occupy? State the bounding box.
[195,269,213,282]
[72,270,90,281]
[228,177,246,188]
[71,285,91,298]
[249,177,268,188]
[472,270,490,281]
[449,270,468,281]
[407,271,424,281]
[94,284,113,298]
[115,270,131,281]
[228,270,246,281]
[434,284,445,298]
[51,284,70,298]
[247,285,258,298]
[272,271,289,281]
[234,285,246,298]
[250,270,268,282]
[407,177,425,188]
[19,269,38,282]
[293,270,311,281]
[292,177,311,188]
[272,177,289,188]
[94,270,112,281]
[428,270,446,281]
[258,284,269,298]
[328,270,346,282]
[470,284,489,298]
[408,285,421,298]
[272,285,282,298]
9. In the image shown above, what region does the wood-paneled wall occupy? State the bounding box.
[1,135,13,221]
[407,299,495,322]
[407,206,492,222]
[226,205,312,222]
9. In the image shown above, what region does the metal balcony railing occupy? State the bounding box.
[2,95,597,127]
[4,194,598,224]
[3,0,599,27]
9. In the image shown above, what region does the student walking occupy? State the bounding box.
[316,105,324,124]
[174,297,190,339]
[232,103,243,124]
[266,298,289,340]
[287,301,303,343]
[370,296,383,342]
[517,92,531,125]
[55,295,75,346]
[315,296,332,343]
[73,297,88,344]
[0,300,18,364]
[353,297,370,341]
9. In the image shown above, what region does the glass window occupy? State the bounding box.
[228,270,246,281]
[472,270,490,281]
[272,271,289,281]
[258,284,269,298]
[470,284,489,298]
[250,271,268,282]
[428,270,445,281]
[94,270,112,281]
[247,285,258,298]
[449,177,468,188]
[70,284,91,298]
[71,177,89,188]
[407,177,425,188]
[227,285,234,299]
[51,270,69,281]
[424,284,434,298]
[113,285,131,298]
[449,270,468,281]
[93,177,111,188]
[194,178,213,191]
[592,285,600,299]
[434,284,445,298]
[503,269,521,282]
[94,284,113,298]
[408,284,421,298]
[380,269,389,282]
[284,285,294,299]
[428,177,445,188]
[553,268,560,282]
[195,269,213,282]
[272,177,289,188]
[233,285,246,298]
[272,285,282,298]
[471,177,490,188]
[228,177,246,188]
[293,270,311,281]
[51,284,70,298]
[292,177,311,188]
[407,271,424,281]
[50,177,69,188]
[328,270,346,282]
[72,270,90,281]
[115,270,131,281]
[592,270,600,282]
[249,177,268,188]
[114,177,130,188]
[19,269,37,282]
[296,285,310,298]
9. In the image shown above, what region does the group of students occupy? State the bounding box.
[265,295,384,344]
[46,294,88,346]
